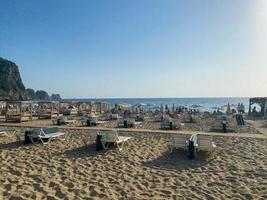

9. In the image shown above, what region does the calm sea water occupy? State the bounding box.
[63,97,249,112]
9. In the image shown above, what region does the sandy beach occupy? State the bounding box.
[0,128,266,199]
[1,0,267,199]
[0,112,260,135]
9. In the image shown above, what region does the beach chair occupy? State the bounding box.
[82,117,99,127]
[127,118,136,127]
[169,134,189,152]
[161,121,176,130]
[117,118,135,128]
[100,131,132,151]
[64,117,77,125]
[52,116,65,125]
[109,114,120,120]
[0,127,16,136]
[117,119,125,128]
[195,135,216,152]
[29,127,66,145]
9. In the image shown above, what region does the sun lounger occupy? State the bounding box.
[161,121,176,130]
[81,117,99,126]
[28,127,66,145]
[195,135,216,152]
[0,127,16,136]
[117,118,136,128]
[169,134,189,152]
[127,118,136,127]
[100,131,132,151]
[64,119,76,125]
[52,117,77,126]
[108,114,120,120]
[169,133,216,159]
[117,120,124,128]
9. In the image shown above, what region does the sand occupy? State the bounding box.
[0,128,266,200]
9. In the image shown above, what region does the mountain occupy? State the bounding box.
[0,57,61,101]
[0,57,26,100]
[50,94,61,101]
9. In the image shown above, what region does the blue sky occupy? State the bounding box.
[0,0,266,98]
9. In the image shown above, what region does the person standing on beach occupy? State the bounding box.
[237,103,241,113]
[222,119,227,133]
[240,103,245,114]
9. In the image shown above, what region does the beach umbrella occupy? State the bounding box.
[147,103,156,106]
[136,103,147,107]
[190,104,203,109]
[117,103,132,109]
[211,106,221,110]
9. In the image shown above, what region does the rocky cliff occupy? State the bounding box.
[0,57,61,101]
[0,57,26,100]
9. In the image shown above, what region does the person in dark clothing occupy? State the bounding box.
[222,120,227,133]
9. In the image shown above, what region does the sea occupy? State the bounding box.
[63,97,250,112]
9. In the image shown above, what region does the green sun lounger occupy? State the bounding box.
[0,127,16,136]
[28,127,66,145]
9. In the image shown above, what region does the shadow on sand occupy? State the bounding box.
[142,149,212,171]
[0,140,27,150]
[64,143,109,159]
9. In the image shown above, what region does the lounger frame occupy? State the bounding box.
[101,131,131,151]
[29,128,66,145]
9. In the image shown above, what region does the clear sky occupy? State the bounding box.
[0,0,266,98]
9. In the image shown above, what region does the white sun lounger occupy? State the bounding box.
[169,134,189,152]
[29,127,66,145]
[100,131,132,151]
[0,128,16,136]
[195,135,216,152]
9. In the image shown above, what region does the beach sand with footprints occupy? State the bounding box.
[0,128,266,199]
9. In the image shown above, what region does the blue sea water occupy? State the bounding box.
[63,97,249,112]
